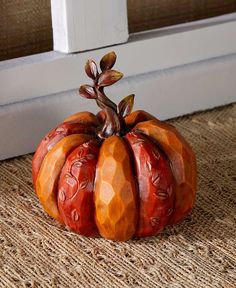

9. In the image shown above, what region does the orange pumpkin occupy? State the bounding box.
[32,52,197,241]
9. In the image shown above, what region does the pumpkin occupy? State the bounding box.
[32,52,197,241]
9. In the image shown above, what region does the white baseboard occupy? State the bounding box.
[0,54,235,160]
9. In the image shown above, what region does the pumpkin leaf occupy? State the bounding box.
[117,94,135,117]
[98,70,123,87]
[85,60,98,80]
[79,85,96,99]
[100,51,116,71]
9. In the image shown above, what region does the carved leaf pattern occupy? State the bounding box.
[167,208,173,216]
[152,172,160,186]
[146,161,152,171]
[152,150,160,161]
[79,180,89,190]
[167,186,173,197]
[86,154,95,160]
[65,172,78,192]
[73,158,87,167]
[59,188,66,202]
[71,209,80,222]
[76,149,85,159]
[150,217,160,227]
[154,189,169,200]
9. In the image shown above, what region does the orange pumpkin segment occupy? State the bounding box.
[126,132,175,237]
[134,120,197,224]
[36,134,92,222]
[63,111,99,125]
[125,110,157,131]
[58,140,100,236]
[94,136,138,241]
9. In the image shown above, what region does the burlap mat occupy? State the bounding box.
[0,103,236,288]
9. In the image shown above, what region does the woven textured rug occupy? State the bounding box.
[0,103,236,288]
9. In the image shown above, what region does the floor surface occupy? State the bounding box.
[0,103,236,288]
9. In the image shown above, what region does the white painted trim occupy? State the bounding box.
[1,13,236,106]
[0,54,236,160]
[50,0,128,53]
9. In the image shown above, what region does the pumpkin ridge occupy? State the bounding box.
[125,131,175,237]
[133,119,197,224]
[35,134,92,222]
[125,110,157,132]
[94,136,138,241]
[32,121,96,187]
[57,139,100,236]
[63,111,99,126]
[121,135,140,236]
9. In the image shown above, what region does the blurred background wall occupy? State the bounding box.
[1,0,236,61]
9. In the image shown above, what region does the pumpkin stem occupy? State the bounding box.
[78,51,134,138]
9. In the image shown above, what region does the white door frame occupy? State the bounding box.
[50,0,129,53]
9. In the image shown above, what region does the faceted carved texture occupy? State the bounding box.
[58,140,100,236]
[63,111,99,125]
[33,108,197,240]
[32,112,97,186]
[36,134,92,222]
[126,132,174,237]
[125,110,156,131]
[134,119,197,224]
[94,136,138,241]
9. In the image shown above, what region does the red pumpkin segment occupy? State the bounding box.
[126,132,175,237]
[58,140,100,236]
[125,110,157,131]
[36,134,92,222]
[134,120,197,224]
[32,122,95,186]
[94,136,138,241]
